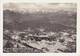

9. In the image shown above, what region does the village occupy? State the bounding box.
[3,28,76,53]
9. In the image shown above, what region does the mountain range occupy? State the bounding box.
[3,10,76,31]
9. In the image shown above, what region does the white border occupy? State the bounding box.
[0,0,80,56]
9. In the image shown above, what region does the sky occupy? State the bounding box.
[3,3,76,13]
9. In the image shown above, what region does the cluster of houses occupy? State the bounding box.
[3,28,76,53]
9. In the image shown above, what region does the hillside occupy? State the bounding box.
[3,10,76,31]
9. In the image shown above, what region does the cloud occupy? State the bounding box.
[3,3,76,13]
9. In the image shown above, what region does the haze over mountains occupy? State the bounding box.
[4,3,76,13]
[3,3,77,31]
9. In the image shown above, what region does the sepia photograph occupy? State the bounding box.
[3,3,77,53]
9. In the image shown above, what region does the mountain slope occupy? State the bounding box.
[3,10,76,31]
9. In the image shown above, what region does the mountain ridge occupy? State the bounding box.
[3,10,76,31]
